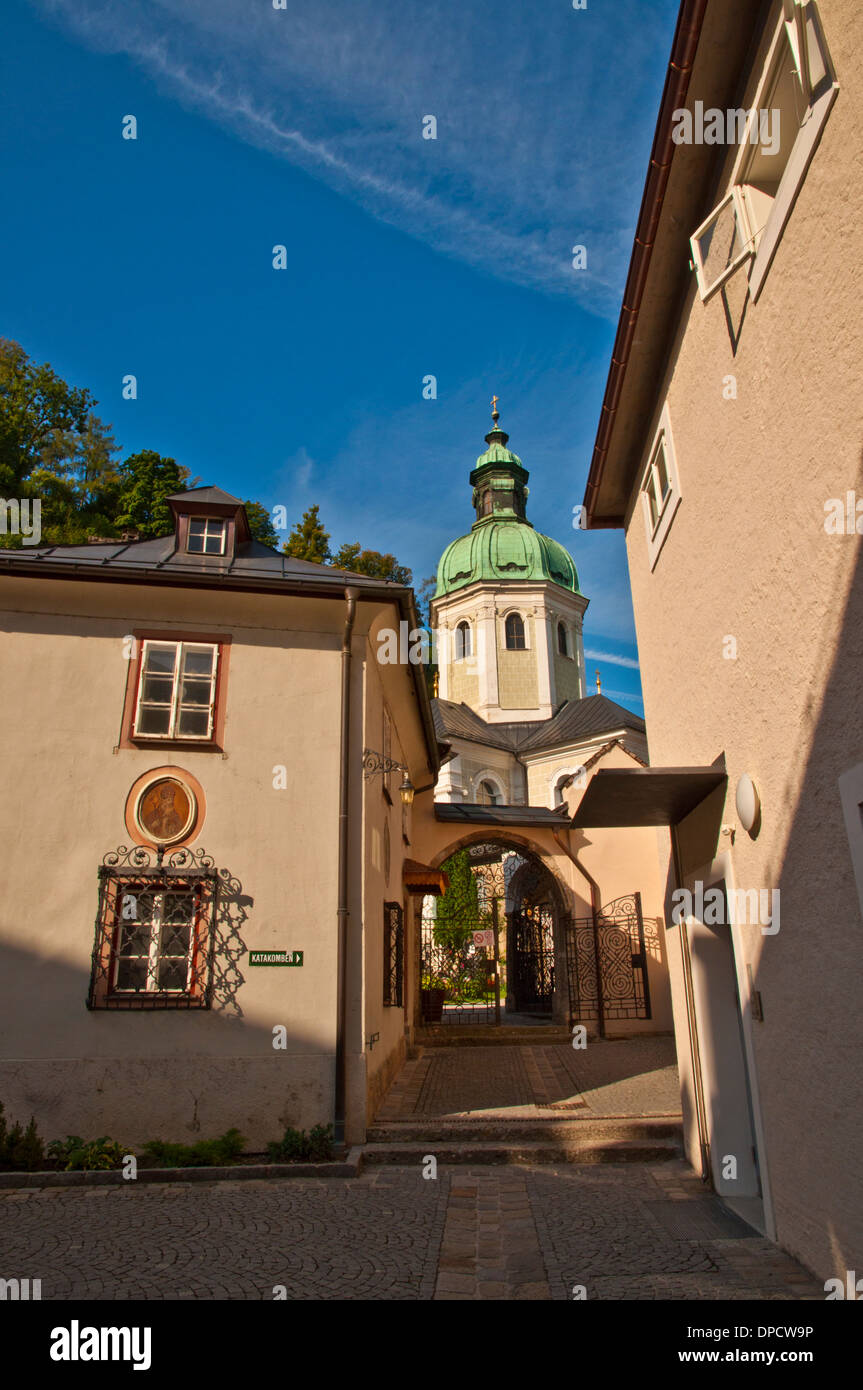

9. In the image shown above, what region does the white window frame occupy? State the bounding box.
[691,1,838,305]
[640,403,682,570]
[690,185,758,303]
[133,640,219,741]
[187,516,227,555]
[839,762,863,922]
[112,888,197,995]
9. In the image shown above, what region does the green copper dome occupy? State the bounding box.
[435,410,580,598]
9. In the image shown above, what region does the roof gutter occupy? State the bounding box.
[0,557,439,780]
[583,0,709,527]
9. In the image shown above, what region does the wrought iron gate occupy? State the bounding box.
[511,902,555,1013]
[564,892,651,1026]
[421,914,498,1024]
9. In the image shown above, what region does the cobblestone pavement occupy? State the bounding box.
[0,1160,823,1301]
[378,1036,681,1121]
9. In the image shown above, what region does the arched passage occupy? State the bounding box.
[421,836,572,1026]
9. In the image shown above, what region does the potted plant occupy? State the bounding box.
[421,972,447,1023]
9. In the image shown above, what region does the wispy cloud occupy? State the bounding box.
[34,0,676,310]
[584,648,640,670]
[601,688,644,706]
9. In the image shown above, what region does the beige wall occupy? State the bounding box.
[448,662,480,707]
[496,617,539,709]
[619,0,863,1278]
[552,648,581,703]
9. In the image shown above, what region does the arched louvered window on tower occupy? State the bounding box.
[557,621,568,657]
[454,621,472,661]
[505,612,526,650]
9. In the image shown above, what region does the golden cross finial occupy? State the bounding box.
[490,394,500,420]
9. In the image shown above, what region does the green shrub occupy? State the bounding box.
[266,1123,333,1163]
[47,1136,127,1171]
[0,1103,46,1171]
[142,1127,245,1169]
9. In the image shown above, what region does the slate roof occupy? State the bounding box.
[432,693,645,756]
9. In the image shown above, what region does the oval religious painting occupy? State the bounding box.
[135,777,195,845]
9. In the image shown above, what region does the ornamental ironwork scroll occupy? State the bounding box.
[565,891,651,1025]
[88,845,247,1012]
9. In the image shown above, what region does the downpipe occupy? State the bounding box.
[334,587,359,1148]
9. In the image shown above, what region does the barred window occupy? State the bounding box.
[383,900,403,1007]
[89,864,216,1009]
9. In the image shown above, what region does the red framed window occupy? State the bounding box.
[119,633,231,751]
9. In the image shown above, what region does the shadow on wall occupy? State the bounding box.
[0,929,336,1151]
[749,511,863,1282]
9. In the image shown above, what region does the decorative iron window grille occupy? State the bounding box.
[383,900,403,1007]
[88,845,221,1010]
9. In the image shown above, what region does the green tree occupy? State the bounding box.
[283,504,331,564]
[434,850,482,950]
[0,339,94,498]
[330,542,412,586]
[114,451,190,539]
[243,500,279,548]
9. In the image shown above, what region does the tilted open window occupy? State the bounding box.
[691,1,838,303]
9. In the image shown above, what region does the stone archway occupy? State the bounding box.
[423,835,573,1026]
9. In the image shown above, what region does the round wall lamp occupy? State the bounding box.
[735,774,761,837]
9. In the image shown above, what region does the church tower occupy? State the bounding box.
[431,404,588,723]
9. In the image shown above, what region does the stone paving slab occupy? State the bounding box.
[377,1036,680,1121]
[0,1160,823,1302]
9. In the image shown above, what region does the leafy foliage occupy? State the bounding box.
[283,504,331,563]
[0,1103,45,1171]
[331,542,412,586]
[434,850,483,949]
[0,340,275,547]
[243,499,279,548]
[266,1123,334,1163]
[141,1128,246,1168]
[113,450,192,539]
[48,1136,127,1171]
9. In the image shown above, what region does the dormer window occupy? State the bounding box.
[187,517,226,555]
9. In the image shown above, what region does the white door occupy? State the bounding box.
[687,877,761,1197]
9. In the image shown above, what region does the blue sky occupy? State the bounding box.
[2,0,681,710]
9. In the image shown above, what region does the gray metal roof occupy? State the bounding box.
[434,803,573,829]
[166,486,244,506]
[0,534,407,591]
[432,694,645,756]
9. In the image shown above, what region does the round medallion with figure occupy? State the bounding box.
[135,777,196,845]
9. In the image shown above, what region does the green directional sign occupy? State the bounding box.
[249,950,303,967]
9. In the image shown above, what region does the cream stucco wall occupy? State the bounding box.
[619,0,863,1278]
